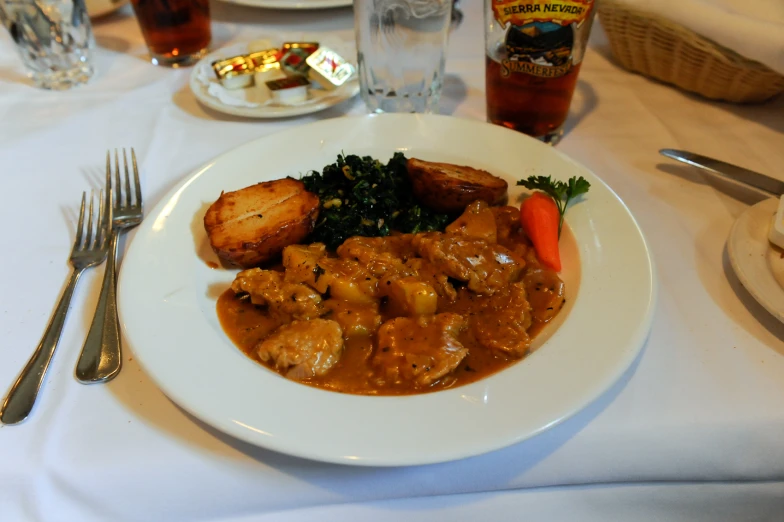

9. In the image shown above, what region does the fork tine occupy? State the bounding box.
[85,190,94,248]
[75,192,86,249]
[105,150,112,193]
[131,148,142,207]
[103,188,113,249]
[123,148,132,207]
[94,189,104,249]
[114,148,121,208]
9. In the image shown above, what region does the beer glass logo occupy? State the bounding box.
[492,0,593,78]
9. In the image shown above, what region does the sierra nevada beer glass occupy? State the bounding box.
[485,0,596,144]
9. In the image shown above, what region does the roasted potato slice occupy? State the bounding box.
[406,158,508,214]
[204,178,319,268]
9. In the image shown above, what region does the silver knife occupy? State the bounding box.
[659,149,784,196]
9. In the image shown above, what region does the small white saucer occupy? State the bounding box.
[728,197,784,322]
[189,42,359,119]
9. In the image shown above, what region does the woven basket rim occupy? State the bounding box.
[598,0,779,74]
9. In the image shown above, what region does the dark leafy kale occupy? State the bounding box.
[301,153,450,249]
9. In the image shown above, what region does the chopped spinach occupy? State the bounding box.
[301,153,450,249]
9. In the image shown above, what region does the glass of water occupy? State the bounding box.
[355,0,452,114]
[0,0,94,90]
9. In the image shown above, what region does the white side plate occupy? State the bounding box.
[728,197,784,323]
[190,42,359,119]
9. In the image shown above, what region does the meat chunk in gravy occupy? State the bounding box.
[373,313,468,387]
[445,200,498,243]
[490,206,536,261]
[413,233,524,295]
[337,235,416,278]
[523,268,566,324]
[256,318,344,380]
[470,283,533,358]
[231,268,322,320]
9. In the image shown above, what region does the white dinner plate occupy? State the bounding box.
[216,0,351,9]
[118,114,656,466]
[728,198,784,322]
[190,42,359,119]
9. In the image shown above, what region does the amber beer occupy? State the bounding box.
[131,0,211,66]
[486,53,581,139]
[484,0,595,143]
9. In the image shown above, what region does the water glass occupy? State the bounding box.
[0,0,94,90]
[355,0,452,114]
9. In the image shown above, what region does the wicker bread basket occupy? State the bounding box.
[598,0,784,103]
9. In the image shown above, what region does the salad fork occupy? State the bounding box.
[76,149,143,384]
[1,190,111,425]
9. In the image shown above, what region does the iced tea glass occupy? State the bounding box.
[131,0,211,67]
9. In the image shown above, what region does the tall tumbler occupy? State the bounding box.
[485,0,596,144]
[0,0,94,89]
[355,0,453,114]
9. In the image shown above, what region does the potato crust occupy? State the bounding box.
[406,158,508,213]
[204,178,319,268]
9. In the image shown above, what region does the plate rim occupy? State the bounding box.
[727,197,784,323]
[118,113,657,466]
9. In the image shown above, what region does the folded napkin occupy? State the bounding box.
[617,0,784,75]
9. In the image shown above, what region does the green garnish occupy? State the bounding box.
[516,175,590,236]
[301,153,450,249]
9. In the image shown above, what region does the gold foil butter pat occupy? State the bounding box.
[212,54,256,90]
[282,42,320,55]
[249,49,279,69]
[212,49,281,90]
[306,47,355,90]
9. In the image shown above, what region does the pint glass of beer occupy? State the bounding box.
[131,0,211,67]
[484,0,596,144]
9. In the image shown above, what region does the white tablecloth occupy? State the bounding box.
[2,2,784,521]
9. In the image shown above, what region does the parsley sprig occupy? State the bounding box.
[516,175,590,237]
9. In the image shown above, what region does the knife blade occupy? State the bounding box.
[659,149,784,196]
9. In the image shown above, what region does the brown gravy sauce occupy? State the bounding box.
[217,289,550,396]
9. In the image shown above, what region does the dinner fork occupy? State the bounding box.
[1,190,111,425]
[75,149,143,384]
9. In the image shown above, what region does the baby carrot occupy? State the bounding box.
[520,192,562,272]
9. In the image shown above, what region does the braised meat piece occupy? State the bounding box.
[523,268,566,324]
[445,200,498,243]
[336,235,416,278]
[231,268,323,320]
[412,232,525,295]
[471,282,533,358]
[256,319,344,380]
[373,313,468,387]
